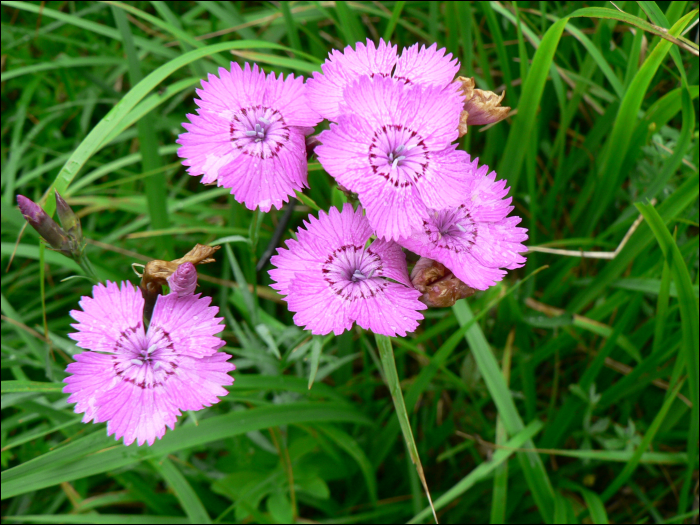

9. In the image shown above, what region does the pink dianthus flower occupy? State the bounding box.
[177,63,321,212]
[316,75,468,241]
[399,158,528,290]
[307,39,459,122]
[269,204,426,336]
[64,281,234,446]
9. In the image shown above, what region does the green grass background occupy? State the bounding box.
[1,1,699,523]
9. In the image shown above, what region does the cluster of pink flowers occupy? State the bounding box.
[50,39,528,447]
[177,39,528,339]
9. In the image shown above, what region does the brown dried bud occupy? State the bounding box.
[411,257,476,308]
[457,76,511,137]
[139,244,219,323]
[140,244,219,295]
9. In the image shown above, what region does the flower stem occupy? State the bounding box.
[374,334,438,523]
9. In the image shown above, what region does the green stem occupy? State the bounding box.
[375,334,437,523]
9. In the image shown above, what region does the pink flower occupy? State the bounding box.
[316,75,468,241]
[307,39,459,122]
[399,158,528,290]
[177,63,321,212]
[269,204,425,336]
[64,281,233,446]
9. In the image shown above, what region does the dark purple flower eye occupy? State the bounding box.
[269,204,425,337]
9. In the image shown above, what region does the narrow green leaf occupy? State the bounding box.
[152,457,211,524]
[2,75,42,203]
[570,174,699,312]
[453,300,555,523]
[636,202,700,513]
[498,18,567,191]
[1,0,177,59]
[375,334,437,523]
[581,11,697,233]
[308,336,323,389]
[580,488,609,524]
[39,40,316,216]
[409,420,544,523]
[1,402,371,499]
[1,381,64,393]
[316,424,378,504]
[383,1,406,41]
[280,2,302,51]
[568,7,699,54]
[2,517,189,524]
[112,5,171,258]
[1,56,124,82]
[601,377,687,501]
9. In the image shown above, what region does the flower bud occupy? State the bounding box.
[411,257,475,308]
[17,195,71,255]
[55,191,82,240]
[168,262,198,296]
[306,134,322,160]
[457,76,511,137]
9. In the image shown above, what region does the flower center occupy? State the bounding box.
[245,120,270,142]
[322,244,385,299]
[230,106,289,159]
[368,125,428,187]
[387,145,412,170]
[425,209,476,252]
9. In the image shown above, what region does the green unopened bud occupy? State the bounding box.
[17,195,71,256]
[55,191,82,241]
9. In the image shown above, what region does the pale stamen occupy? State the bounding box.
[153,361,161,370]
[456,223,466,232]
[388,150,407,170]
[351,270,367,282]
[130,358,144,366]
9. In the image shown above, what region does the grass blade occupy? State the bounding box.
[152,458,211,524]
[2,517,189,524]
[453,300,555,523]
[383,1,406,41]
[111,6,171,258]
[570,173,699,312]
[498,18,567,192]
[569,7,699,55]
[316,424,378,504]
[40,39,317,216]
[580,488,609,524]
[1,402,371,500]
[601,377,686,501]
[636,202,699,513]
[579,10,697,233]
[1,381,64,393]
[375,334,436,524]
[409,420,544,523]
